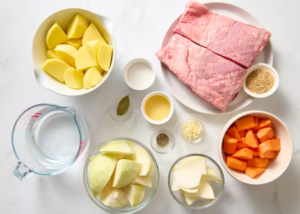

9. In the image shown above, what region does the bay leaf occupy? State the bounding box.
[117,95,130,116]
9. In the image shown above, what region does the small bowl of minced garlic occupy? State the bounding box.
[243,63,279,98]
[180,118,205,144]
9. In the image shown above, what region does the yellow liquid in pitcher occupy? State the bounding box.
[145,95,170,121]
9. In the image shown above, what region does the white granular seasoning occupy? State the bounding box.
[182,120,202,140]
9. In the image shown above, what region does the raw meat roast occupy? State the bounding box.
[174,1,271,68]
[156,34,247,111]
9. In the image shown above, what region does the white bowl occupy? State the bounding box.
[243,63,279,98]
[141,91,174,125]
[218,111,293,185]
[123,58,156,91]
[32,8,115,96]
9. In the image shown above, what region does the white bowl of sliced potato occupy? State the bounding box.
[32,8,115,96]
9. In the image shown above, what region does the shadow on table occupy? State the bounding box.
[230,158,299,214]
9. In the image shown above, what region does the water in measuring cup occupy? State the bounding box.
[25,109,80,168]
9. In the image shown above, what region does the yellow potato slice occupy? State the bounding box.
[86,40,100,61]
[42,59,70,83]
[47,49,60,59]
[67,14,89,39]
[46,23,68,49]
[77,69,84,75]
[64,67,84,89]
[55,44,77,67]
[64,39,82,49]
[98,43,113,71]
[85,40,104,74]
[83,67,103,89]
[82,23,106,45]
[75,45,97,70]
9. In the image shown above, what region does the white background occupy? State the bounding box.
[1,0,299,213]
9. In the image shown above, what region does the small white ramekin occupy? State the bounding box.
[123,58,156,91]
[243,63,279,98]
[141,91,174,125]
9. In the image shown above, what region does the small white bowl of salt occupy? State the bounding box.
[123,58,156,91]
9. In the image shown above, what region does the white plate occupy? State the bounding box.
[159,2,273,115]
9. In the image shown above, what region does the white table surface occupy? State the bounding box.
[1,0,299,213]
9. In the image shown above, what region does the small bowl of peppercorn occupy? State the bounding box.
[150,128,175,154]
[243,63,279,98]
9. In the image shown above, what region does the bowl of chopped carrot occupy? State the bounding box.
[218,111,293,185]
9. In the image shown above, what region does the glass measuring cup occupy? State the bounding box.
[11,104,89,180]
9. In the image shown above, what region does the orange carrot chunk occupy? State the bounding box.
[258,142,273,158]
[257,128,275,143]
[245,167,265,178]
[259,119,273,129]
[237,141,249,150]
[226,156,247,171]
[264,151,278,159]
[241,137,246,143]
[227,126,242,141]
[252,117,260,132]
[232,148,253,160]
[264,138,281,151]
[248,158,269,168]
[245,130,259,148]
[222,135,238,154]
[236,137,248,149]
[239,130,247,137]
[235,115,255,131]
[249,148,259,157]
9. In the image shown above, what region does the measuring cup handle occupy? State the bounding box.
[13,162,31,181]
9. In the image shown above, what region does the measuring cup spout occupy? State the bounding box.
[13,162,31,181]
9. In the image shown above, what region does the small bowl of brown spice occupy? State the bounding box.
[243,63,279,98]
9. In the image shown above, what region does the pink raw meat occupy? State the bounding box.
[174,1,271,68]
[156,34,247,111]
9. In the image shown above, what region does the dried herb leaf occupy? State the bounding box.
[117,95,130,116]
